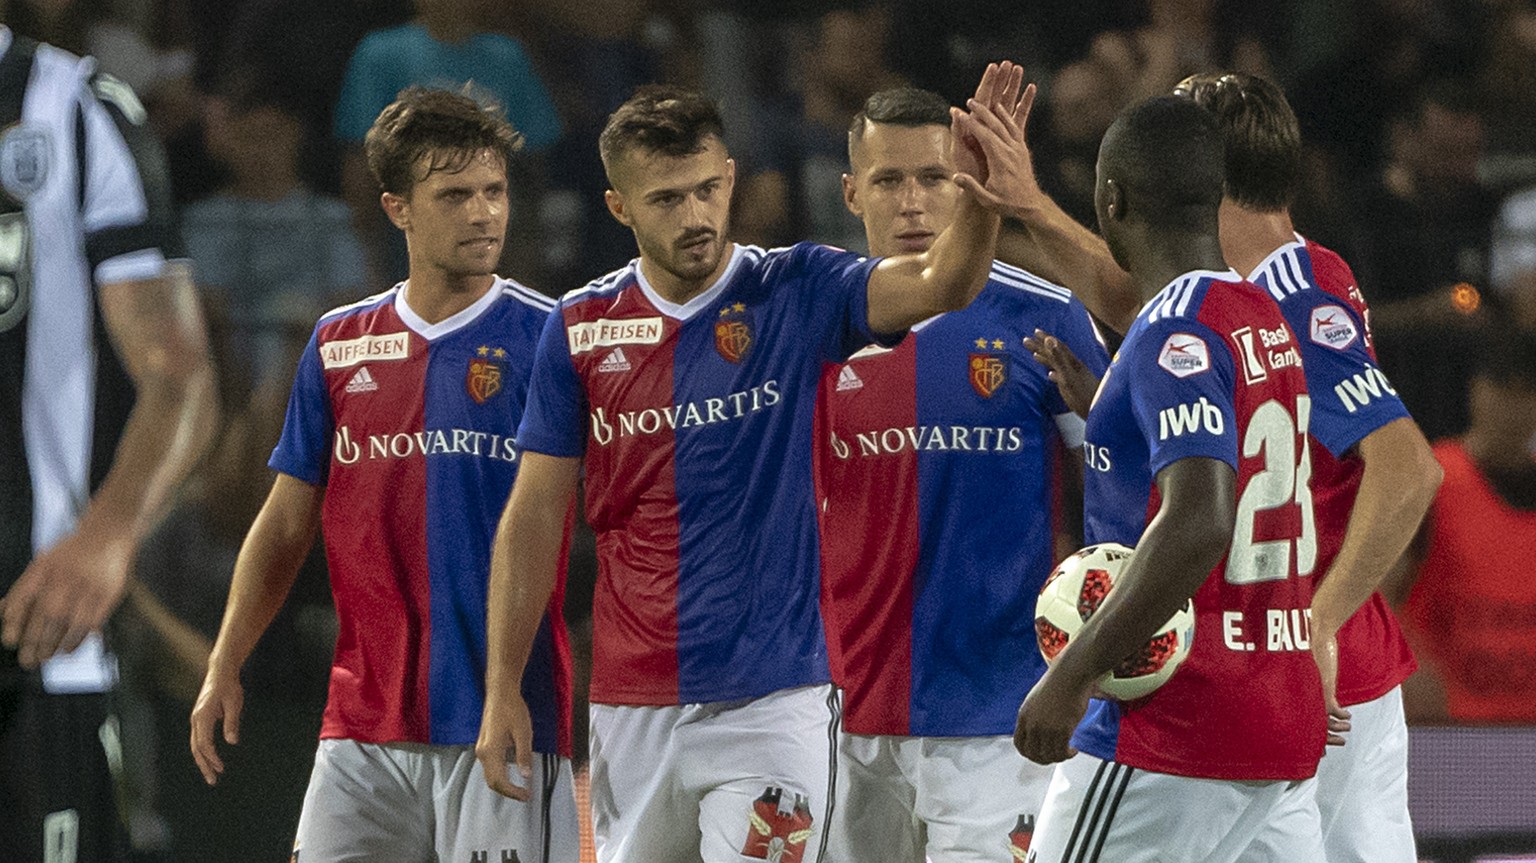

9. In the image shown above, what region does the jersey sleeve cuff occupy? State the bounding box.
[267,452,326,487]
[1314,401,1413,458]
[1054,412,1087,448]
[514,433,585,460]
[93,248,167,285]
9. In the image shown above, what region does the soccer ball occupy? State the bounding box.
[1034,542,1195,701]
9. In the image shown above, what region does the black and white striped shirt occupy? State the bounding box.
[0,26,180,692]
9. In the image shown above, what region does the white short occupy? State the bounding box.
[1313,686,1415,863]
[291,739,579,863]
[826,732,1052,863]
[589,684,839,863]
[1028,754,1323,863]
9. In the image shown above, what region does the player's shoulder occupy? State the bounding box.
[495,276,556,315]
[1142,268,1248,328]
[559,261,640,309]
[317,285,400,330]
[1249,236,1359,306]
[986,260,1075,309]
[766,240,867,272]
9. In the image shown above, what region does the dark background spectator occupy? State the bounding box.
[1390,327,1536,725]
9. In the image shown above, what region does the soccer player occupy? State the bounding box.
[0,27,217,862]
[475,66,1026,863]
[1013,97,1324,861]
[1010,72,1443,863]
[1171,72,1440,863]
[815,86,1107,862]
[189,88,578,863]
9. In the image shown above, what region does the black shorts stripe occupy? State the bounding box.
[813,687,841,863]
[1058,759,1110,863]
[540,752,557,863]
[1071,762,1124,863]
[1083,765,1135,863]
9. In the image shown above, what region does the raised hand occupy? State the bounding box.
[952,62,1042,219]
[1025,329,1103,419]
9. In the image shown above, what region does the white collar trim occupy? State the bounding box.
[394,278,503,340]
[634,244,745,321]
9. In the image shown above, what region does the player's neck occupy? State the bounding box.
[639,248,734,307]
[1218,200,1296,279]
[401,271,496,324]
[1129,233,1229,304]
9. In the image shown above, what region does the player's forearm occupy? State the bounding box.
[1055,460,1234,684]
[86,276,218,553]
[868,195,999,332]
[206,488,319,679]
[924,194,1000,311]
[1312,418,1442,638]
[484,490,567,703]
[998,205,1138,335]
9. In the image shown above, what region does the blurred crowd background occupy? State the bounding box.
[5,0,1535,859]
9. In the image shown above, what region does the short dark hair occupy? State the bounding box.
[847,87,951,160]
[598,85,724,182]
[364,86,523,196]
[1173,72,1299,212]
[1100,96,1226,231]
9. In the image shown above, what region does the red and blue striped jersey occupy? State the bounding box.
[1247,236,1416,707]
[269,279,572,755]
[815,262,1109,737]
[1073,270,1324,781]
[516,242,890,706]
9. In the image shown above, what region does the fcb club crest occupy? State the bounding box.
[467,345,505,404]
[969,337,1008,398]
[715,302,753,363]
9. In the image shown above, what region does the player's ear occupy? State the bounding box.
[604,189,631,227]
[724,157,736,195]
[381,191,410,231]
[1102,179,1125,223]
[843,173,863,218]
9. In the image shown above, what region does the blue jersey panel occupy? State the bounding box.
[1260,293,1409,458]
[516,298,589,458]
[671,243,878,703]
[270,293,395,484]
[906,284,1108,735]
[421,298,545,745]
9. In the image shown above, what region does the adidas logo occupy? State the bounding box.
[836,365,863,392]
[345,366,379,394]
[598,347,632,374]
